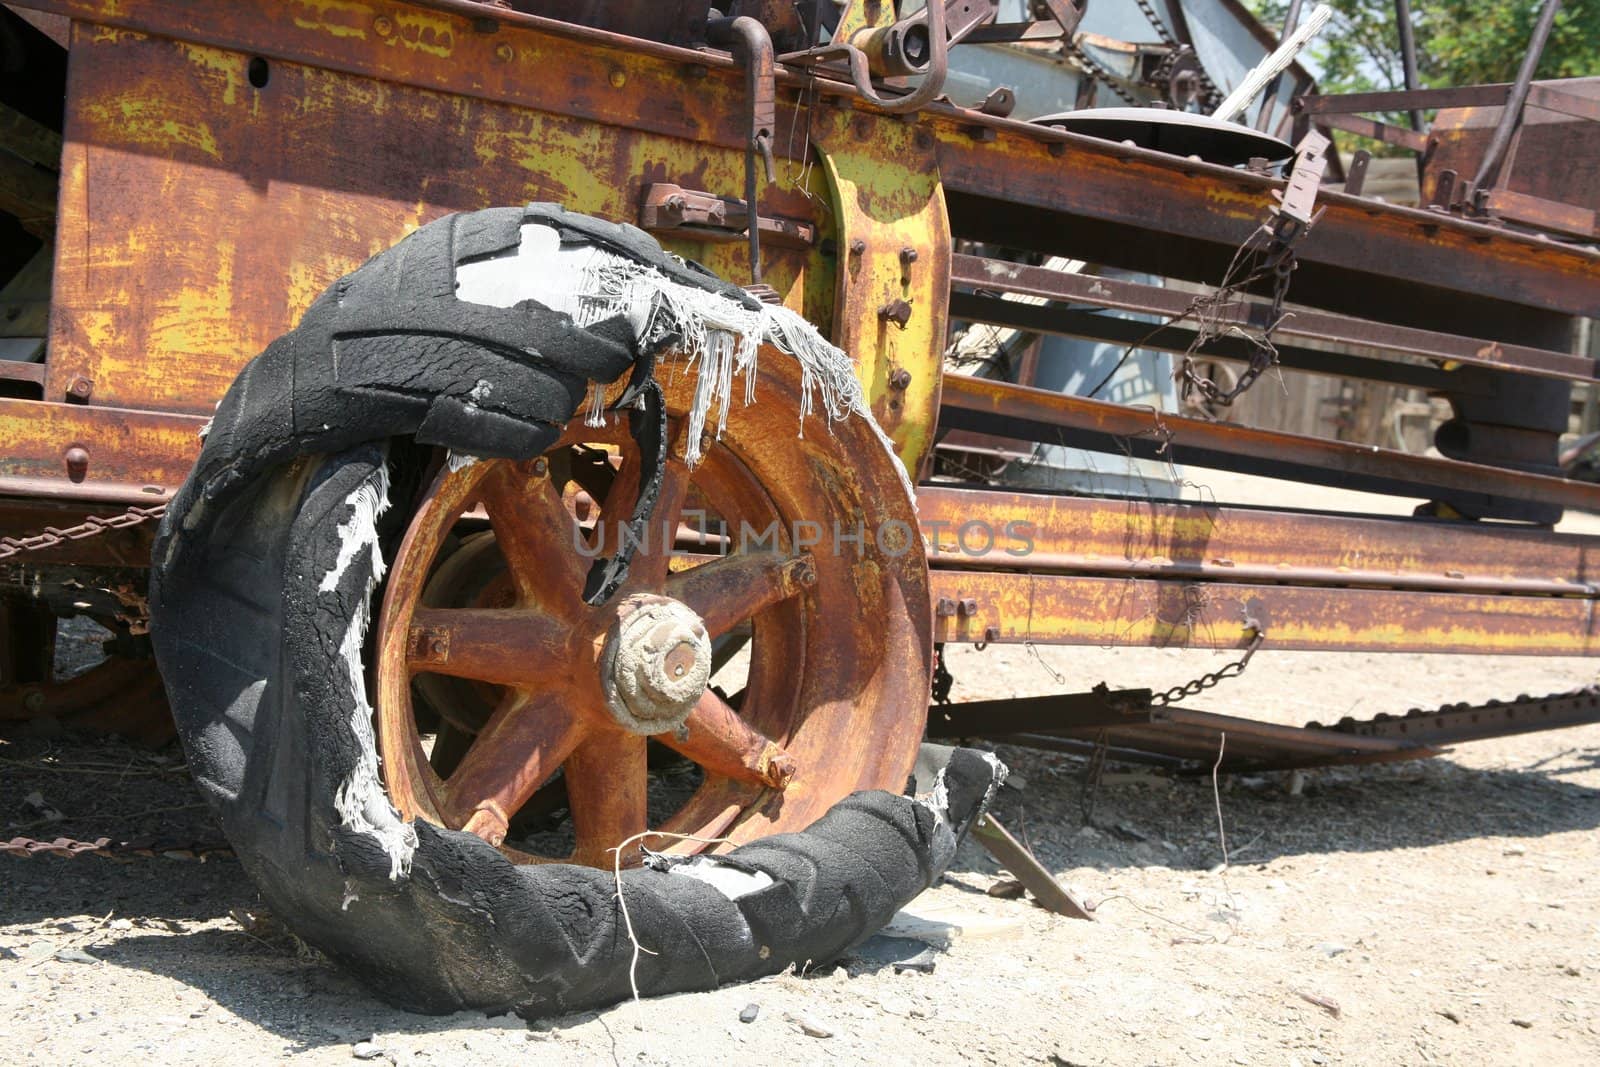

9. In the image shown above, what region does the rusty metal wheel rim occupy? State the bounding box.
[375,355,931,866]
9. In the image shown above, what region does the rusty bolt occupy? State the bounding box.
[373,15,393,35]
[463,806,508,848]
[66,376,93,401]
[608,67,626,88]
[848,238,866,257]
[888,368,912,391]
[935,597,958,618]
[785,558,817,589]
[494,42,515,63]
[957,599,978,617]
[429,638,447,657]
[983,625,1001,644]
[899,247,918,265]
[763,752,798,790]
[64,446,89,483]
[879,299,913,327]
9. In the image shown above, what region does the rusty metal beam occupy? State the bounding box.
[1318,686,1600,746]
[927,568,1600,655]
[936,373,1600,515]
[0,400,200,503]
[1295,81,1600,122]
[951,254,1596,385]
[918,485,1600,595]
[926,687,1155,738]
[949,292,1464,393]
[17,0,1600,324]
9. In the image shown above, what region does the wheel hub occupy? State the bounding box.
[599,594,712,735]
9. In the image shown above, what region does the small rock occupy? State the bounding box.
[1076,825,1101,840]
[892,947,939,974]
[1002,773,1027,792]
[986,879,1026,900]
[1316,942,1350,958]
[787,1013,832,1039]
[352,1039,385,1060]
[1511,1018,1535,1029]
[53,947,98,965]
[1438,1008,1461,1024]
[1503,844,1527,857]
[1112,822,1148,842]
[738,1004,759,1024]
[109,919,133,931]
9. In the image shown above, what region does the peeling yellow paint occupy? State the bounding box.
[179,44,244,107]
[290,0,371,39]
[390,10,456,58]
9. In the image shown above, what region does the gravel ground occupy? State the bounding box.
[3,638,1598,1066]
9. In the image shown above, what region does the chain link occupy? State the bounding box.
[0,504,167,562]
[1150,626,1265,708]
[1128,0,1223,108]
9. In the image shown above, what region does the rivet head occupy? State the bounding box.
[494,42,515,63]
[64,446,89,482]
[532,457,549,477]
[373,15,393,36]
[608,67,626,88]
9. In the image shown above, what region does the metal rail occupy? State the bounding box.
[936,373,1600,514]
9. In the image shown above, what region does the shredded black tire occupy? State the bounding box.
[148,204,1003,1016]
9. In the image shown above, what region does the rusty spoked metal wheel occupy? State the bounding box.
[375,355,931,867]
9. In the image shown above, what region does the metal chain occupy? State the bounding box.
[1150,627,1266,708]
[1132,0,1179,47]
[2,833,231,861]
[1128,0,1224,109]
[1059,42,1139,106]
[0,504,167,562]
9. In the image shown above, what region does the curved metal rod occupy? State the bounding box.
[782,0,950,115]
[1471,0,1562,194]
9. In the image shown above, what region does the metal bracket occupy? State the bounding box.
[637,183,815,248]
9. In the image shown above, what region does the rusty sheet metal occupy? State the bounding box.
[916,485,1600,595]
[0,399,200,502]
[937,372,1600,515]
[46,22,821,418]
[951,253,1598,385]
[814,112,950,476]
[927,568,1600,655]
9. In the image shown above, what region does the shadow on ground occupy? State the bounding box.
[6,732,1600,1044]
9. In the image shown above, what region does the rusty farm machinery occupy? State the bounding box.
[0,0,1598,1014]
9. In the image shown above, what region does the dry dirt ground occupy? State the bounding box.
[3,638,1598,1066]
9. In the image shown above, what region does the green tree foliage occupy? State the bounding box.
[1249,0,1600,92]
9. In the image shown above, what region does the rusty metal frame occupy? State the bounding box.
[0,0,1595,676]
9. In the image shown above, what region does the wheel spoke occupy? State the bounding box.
[659,689,796,790]
[565,729,650,867]
[629,451,692,588]
[664,551,814,637]
[445,693,587,847]
[479,463,586,615]
[406,606,568,686]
